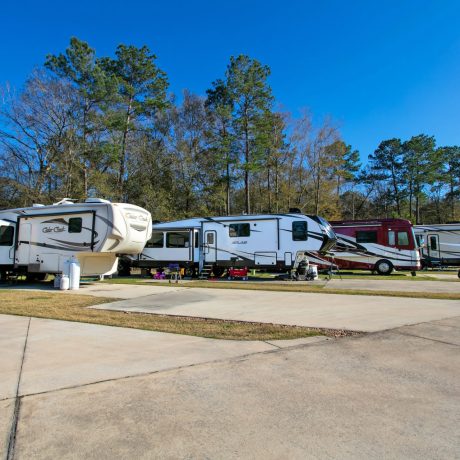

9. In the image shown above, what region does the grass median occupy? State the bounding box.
[0,290,354,340]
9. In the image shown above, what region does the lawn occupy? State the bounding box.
[0,290,353,340]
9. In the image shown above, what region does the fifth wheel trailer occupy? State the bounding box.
[130,212,337,276]
[414,224,460,277]
[0,198,152,279]
[320,219,421,275]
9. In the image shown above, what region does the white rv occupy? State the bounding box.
[0,198,152,279]
[132,212,337,276]
[414,224,460,276]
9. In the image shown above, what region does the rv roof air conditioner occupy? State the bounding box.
[54,198,77,206]
[85,198,111,204]
[289,208,301,214]
[32,204,45,207]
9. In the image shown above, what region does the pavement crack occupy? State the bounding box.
[263,341,282,349]
[395,331,460,347]
[6,316,31,460]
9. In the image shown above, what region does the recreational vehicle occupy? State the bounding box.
[414,224,460,276]
[131,212,337,276]
[0,198,152,279]
[322,218,421,275]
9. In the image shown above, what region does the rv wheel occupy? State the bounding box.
[458,269,460,279]
[375,260,394,275]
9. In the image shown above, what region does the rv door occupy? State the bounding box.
[427,234,441,262]
[0,221,15,266]
[204,230,217,263]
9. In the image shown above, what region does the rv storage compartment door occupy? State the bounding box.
[284,252,292,267]
[255,252,277,266]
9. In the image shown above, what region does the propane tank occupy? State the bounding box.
[60,274,70,290]
[69,256,81,290]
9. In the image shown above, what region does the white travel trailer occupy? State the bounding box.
[0,198,152,279]
[132,212,337,276]
[414,224,460,276]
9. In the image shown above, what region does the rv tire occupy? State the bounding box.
[375,259,394,275]
[458,269,460,279]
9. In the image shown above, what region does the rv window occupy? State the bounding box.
[0,226,14,246]
[146,232,164,248]
[68,217,82,233]
[415,235,423,248]
[356,231,377,244]
[206,232,214,244]
[429,235,437,251]
[388,231,395,246]
[229,223,250,238]
[292,221,308,241]
[166,231,190,248]
[195,231,199,248]
[397,231,409,246]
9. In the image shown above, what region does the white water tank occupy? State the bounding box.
[69,256,81,290]
[60,274,70,290]
[54,274,61,289]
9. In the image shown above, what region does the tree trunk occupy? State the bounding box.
[118,98,133,201]
[391,164,401,216]
[267,165,272,213]
[274,159,279,213]
[226,158,231,215]
[244,126,250,214]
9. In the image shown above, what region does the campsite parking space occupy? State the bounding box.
[85,282,460,333]
[2,313,459,459]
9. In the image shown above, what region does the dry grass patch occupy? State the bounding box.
[0,290,353,340]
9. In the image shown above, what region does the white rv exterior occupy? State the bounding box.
[414,224,460,272]
[133,213,337,274]
[0,198,152,278]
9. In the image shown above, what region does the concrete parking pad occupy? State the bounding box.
[91,286,460,332]
[15,316,275,396]
[0,315,30,400]
[12,320,460,459]
[0,400,15,459]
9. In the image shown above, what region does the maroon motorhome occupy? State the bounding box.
[321,218,421,275]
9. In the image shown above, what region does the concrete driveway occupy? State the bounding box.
[87,284,460,332]
[1,313,459,459]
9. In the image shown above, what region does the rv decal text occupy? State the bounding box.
[231,240,248,245]
[42,226,66,233]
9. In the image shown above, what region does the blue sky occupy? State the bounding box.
[1,0,459,162]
